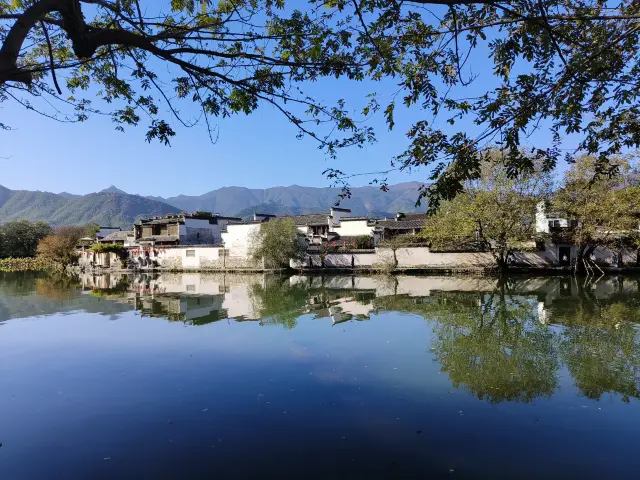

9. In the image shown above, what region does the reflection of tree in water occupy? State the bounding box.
[249,280,310,329]
[0,271,43,296]
[413,289,558,403]
[377,281,640,403]
[551,289,640,401]
[35,274,82,300]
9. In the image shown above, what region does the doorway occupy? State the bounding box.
[558,246,571,266]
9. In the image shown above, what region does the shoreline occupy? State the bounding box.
[69,265,640,276]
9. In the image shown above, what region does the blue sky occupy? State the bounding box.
[0,74,457,197]
[0,5,570,199]
[0,76,413,196]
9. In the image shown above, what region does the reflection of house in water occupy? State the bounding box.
[78,272,640,328]
[132,294,228,325]
[329,295,377,325]
[303,289,377,324]
[79,272,266,324]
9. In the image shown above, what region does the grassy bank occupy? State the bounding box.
[0,257,63,273]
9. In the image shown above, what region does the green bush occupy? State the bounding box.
[0,257,63,272]
[354,235,373,249]
[89,243,128,257]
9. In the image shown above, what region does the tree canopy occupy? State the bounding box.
[249,217,306,268]
[552,155,640,269]
[421,152,553,268]
[0,220,51,258]
[3,1,640,205]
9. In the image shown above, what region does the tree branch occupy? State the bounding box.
[40,21,62,95]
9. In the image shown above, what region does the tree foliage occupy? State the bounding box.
[552,155,640,268]
[3,1,640,204]
[422,153,553,268]
[36,225,84,264]
[0,220,52,258]
[0,0,368,147]
[249,217,306,268]
[89,242,127,256]
[323,0,640,208]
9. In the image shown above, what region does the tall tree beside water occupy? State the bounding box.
[0,220,52,258]
[250,218,307,269]
[553,155,640,271]
[421,153,554,271]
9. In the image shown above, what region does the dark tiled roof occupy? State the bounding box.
[140,213,238,225]
[339,216,371,221]
[397,213,428,221]
[141,218,183,225]
[282,214,330,226]
[378,219,427,230]
[101,231,133,242]
[139,235,179,242]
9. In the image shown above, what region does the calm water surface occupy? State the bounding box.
[1,272,640,478]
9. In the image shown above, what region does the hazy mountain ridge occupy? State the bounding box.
[0,182,425,227]
[0,188,180,228]
[155,182,426,217]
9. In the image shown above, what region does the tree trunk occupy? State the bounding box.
[494,250,508,275]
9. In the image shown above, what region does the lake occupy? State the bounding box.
[1,272,640,478]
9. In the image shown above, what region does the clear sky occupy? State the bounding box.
[0,7,569,199]
[1,76,420,197]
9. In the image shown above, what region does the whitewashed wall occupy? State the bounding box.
[333,219,375,237]
[222,223,261,258]
[376,247,496,268]
[129,245,256,270]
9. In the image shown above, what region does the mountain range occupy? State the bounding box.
[0,182,425,228]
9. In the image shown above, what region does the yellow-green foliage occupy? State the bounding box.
[0,257,63,272]
[89,243,127,256]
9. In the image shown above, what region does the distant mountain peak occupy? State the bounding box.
[100,185,127,194]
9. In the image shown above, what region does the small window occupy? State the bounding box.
[186,249,196,257]
[186,284,196,292]
[219,248,228,257]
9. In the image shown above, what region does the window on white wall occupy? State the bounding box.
[186,249,196,257]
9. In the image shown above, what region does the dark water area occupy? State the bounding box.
[1,272,640,479]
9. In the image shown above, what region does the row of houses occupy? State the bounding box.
[80,207,431,270]
[91,207,428,250]
[80,202,640,270]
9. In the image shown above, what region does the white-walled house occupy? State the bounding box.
[331,216,375,236]
[134,213,242,246]
[535,202,576,234]
[282,207,352,243]
[99,230,135,247]
[376,212,428,239]
[221,222,263,258]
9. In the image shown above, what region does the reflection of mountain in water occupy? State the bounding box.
[3,272,640,404]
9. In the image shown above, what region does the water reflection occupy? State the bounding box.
[2,272,640,478]
[2,272,640,405]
